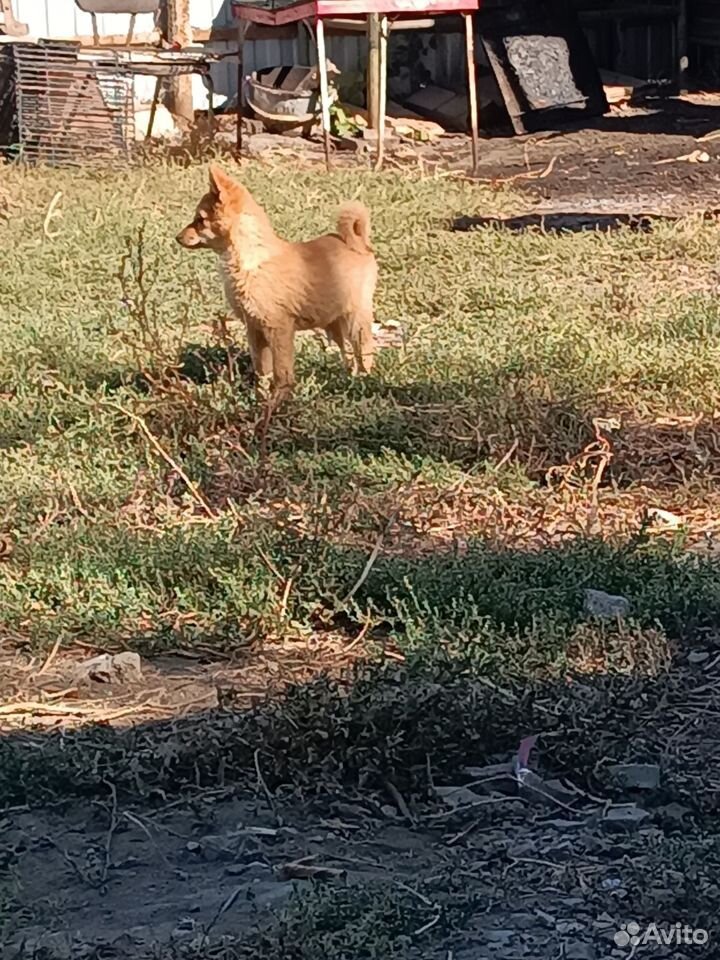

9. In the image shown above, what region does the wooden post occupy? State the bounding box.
[316,16,332,170]
[367,13,381,129]
[373,15,388,171]
[166,0,194,126]
[236,19,249,156]
[677,0,688,93]
[464,12,480,175]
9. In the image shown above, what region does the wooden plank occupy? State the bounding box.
[232,0,478,25]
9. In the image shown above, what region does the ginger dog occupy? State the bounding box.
[176,164,377,397]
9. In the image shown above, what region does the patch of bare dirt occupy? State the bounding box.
[0,635,368,733]
[244,94,720,216]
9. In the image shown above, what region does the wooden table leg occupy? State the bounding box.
[464,12,480,176]
[315,16,332,171]
[367,13,380,130]
[145,75,162,140]
[236,20,249,158]
[373,14,388,172]
[677,0,688,93]
[206,69,215,140]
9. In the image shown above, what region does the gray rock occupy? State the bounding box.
[584,589,630,619]
[607,763,661,790]
[602,803,650,831]
[74,651,142,684]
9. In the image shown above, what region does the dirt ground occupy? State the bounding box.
[243,92,720,216]
[3,748,705,959]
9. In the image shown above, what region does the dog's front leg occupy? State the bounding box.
[269,324,296,401]
[247,322,273,396]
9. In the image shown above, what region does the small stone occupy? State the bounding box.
[380,804,398,818]
[688,650,710,664]
[607,763,661,790]
[584,589,630,619]
[565,943,596,960]
[485,930,514,944]
[602,804,650,831]
[112,651,143,682]
[544,817,589,831]
[225,860,267,878]
[657,802,691,822]
[185,841,202,856]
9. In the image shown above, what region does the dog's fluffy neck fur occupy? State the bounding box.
[218,209,286,319]
[220,208,283,274]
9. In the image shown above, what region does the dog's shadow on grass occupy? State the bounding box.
[85,343,257,395]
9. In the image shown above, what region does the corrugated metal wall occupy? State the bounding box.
[12,0,366,104]
[689,0,720,83]
[574,0,680,80]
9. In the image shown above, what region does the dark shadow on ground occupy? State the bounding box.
[452,212,669,233]
[1,569,719,957]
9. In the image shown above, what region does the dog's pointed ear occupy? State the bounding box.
[209,163,244,201]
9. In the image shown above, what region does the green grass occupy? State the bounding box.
[3,159,720,660]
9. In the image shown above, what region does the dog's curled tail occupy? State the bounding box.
[336,201,372,253]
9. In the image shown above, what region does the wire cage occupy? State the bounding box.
[11,40,136,165]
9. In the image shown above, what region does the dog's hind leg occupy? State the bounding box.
[327,320,357,375]
[349,311,375,376]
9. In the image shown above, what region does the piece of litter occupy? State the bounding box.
[514,734,538,785]
[653,149,711,165]
[648,507,683,527]
[276,859,346,881]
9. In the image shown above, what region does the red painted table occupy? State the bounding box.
[231,0,481,171]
